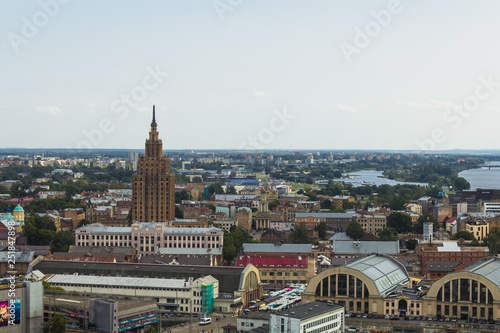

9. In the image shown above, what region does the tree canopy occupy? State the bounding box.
[223,227,258,264]
[290,224,313,244]
[346,220,364,240]
[450,230,476,241]
[415,214,439,234]
[378,227,399,241]
[387,212,413,233]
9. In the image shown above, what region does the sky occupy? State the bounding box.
[1,0,500,151]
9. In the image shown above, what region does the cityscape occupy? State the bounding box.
[2,1,500,333]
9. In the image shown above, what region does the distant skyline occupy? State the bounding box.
[1,1,500,150]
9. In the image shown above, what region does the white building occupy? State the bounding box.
[423,222,433,243]
[269,301,344,333]
[483,202,500,214]
[43,274,218,314]
[75,222,223,256]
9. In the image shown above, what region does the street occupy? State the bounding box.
[164,315,237,333]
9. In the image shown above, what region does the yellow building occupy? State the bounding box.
[356,214,387,235]
[465,220,489,241]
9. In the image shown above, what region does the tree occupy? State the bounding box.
[290,224,313,244]
[43,313,67,333]
[226,185,237,194]
[175,206,183,219]
[77,219,91,228]
[389,195,407,210]
[320,199,332,210]
[223,227,258,264]
[23,215,57,247]
[175,190,191,203]
[378,227,398,241]
[450,231,476,241]
[208,183,224,196]
[315,222,328,240]
[405,239,418,251]
[387,212,413,233]
[485,228,500,255]
[52,231,75,252]
[453,177,470,191]
[346,220,364,240]
[415,214,439,234]
[144,327,157,333]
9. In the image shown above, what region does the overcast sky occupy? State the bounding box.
[1,0,500,151]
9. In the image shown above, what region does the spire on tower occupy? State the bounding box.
[151,105,157,127]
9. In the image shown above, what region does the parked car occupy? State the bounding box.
[199,317,212,326]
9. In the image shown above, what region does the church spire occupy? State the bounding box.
[151,105,157,127]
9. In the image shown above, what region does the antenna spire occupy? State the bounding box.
[151,105,157,127]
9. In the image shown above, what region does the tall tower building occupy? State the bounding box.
[132,106,175,222]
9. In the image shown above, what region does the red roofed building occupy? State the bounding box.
[235,255,315,285]
[3,197,34,204]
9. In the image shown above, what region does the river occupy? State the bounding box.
[332,170,428,187]
[459,161,500,190]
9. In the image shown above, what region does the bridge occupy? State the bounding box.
[478,164,500,169]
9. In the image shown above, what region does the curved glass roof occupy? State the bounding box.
[465,257,500,286]
[346,254,410,296]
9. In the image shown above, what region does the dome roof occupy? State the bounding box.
[4,214,14,219]
[13,205,24,212]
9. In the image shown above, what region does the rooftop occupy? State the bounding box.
[273,301,343,320]
[243,243,312,254]
[34,260,251,293]
[331,240,399,255]
[345,254,410,296]
[463,257,500,287]
[236,256,309,268]
[45,274,192,289]
[295,212,355,219]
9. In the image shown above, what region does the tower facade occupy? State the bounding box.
[132,106,175,222]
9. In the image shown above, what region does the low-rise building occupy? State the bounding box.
[33,260,263,313]
[330,240,399,258]
[416,241,489,276]
[294,212,355,231]
[242,243,312,258]
[356,214,387,235]
[465,219,489,241]
[237,311,270,331]
[332,195,355,209]
[75,222,223,256]
[269,301,344,333]
[236,256,315,285]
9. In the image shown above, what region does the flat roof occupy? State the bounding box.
[35,260,249,293]
[243,243,312,254]
[274,301,343,320]
[45,274,190,289]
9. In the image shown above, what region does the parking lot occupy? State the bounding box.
[346,312,500,325]
[346,314,500,332]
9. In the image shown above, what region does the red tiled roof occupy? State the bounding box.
[3,197,34,203]
[235,256,309,268]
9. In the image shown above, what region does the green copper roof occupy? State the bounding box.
[13,205,24,212]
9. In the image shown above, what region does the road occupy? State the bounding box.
[165,315,237,333]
